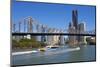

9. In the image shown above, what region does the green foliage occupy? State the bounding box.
[12,39,19,48]
[12,38,47,49]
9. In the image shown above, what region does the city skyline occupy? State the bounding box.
[12,1,96,31]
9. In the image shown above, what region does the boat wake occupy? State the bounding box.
[12,50,38,55]
[42,47,80,56]
[12,47,80,56]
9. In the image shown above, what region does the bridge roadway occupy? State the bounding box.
[12,33,96,36]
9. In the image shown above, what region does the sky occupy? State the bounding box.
[12,0,96,31]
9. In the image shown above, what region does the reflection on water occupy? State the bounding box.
[12,45,96,66]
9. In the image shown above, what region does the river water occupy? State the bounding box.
[12,45,96,66]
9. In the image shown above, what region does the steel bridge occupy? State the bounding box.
[12,16,96,36]
[12,33,96,36]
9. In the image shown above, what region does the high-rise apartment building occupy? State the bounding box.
[72,10,78,30]
[78,22,87,44]
[68,22,78,47]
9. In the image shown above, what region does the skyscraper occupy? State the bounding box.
[68,22,78,47]
[68,10,79,47]
[13,23,16,32]
[72,10,78,30]
[41,25,46,42]
[36,24,41,41]
[47,28,53,45]
[19,21,21,32]
[78,22,87,44]
[28,17,33,33]
[59,30,65,45]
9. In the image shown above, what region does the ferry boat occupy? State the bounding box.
[46,45,59,49]
[38,45,59,52]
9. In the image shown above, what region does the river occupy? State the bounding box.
[11,45,96,66]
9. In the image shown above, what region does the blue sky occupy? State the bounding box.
[12,0,96,31]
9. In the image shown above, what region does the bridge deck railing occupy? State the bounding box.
[12,32,96,36]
